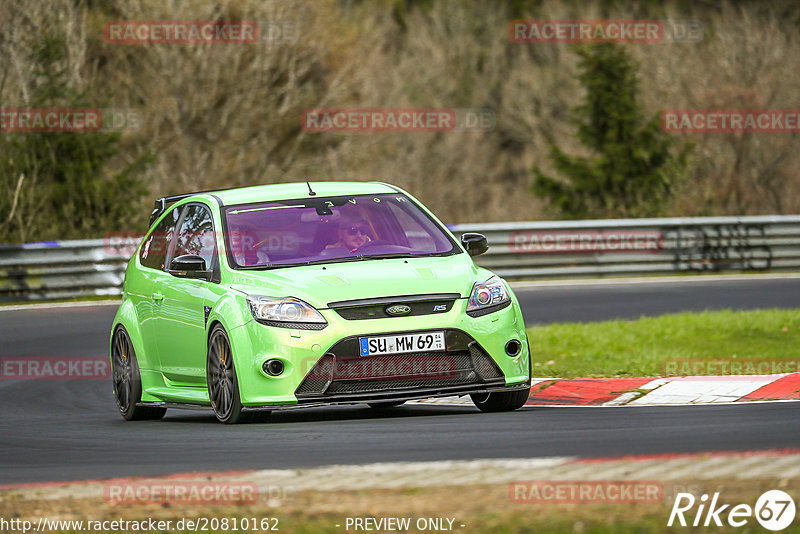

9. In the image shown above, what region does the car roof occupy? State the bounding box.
[199,181,399,206]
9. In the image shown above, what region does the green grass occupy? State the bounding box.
[526,308,800,378]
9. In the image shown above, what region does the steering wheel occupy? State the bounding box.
[355,239,389,250]
[356,240,413,253]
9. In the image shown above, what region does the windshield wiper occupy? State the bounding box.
[304,255,366,266]
[359,253,417,260]
[238,263,281,270]
[240,253,428,270]
[304,253,418,266]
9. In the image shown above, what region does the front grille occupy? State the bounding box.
[327,374,477,394]
[469,343,503,380]
[330,351,473,380]
[295,354,334,394]
[328,293,459,321]
[295,329,504,399]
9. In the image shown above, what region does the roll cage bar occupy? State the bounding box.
[148,188,228,228]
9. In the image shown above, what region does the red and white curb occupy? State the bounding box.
[411,373,800,406]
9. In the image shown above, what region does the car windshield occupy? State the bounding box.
[224,193,458,268]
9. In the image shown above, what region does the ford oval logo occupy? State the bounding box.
[385,304,412,316]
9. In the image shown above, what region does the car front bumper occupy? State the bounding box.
[229,296,530,407]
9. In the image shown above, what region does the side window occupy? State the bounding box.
[171,204,216,270]
[140,206,181,270]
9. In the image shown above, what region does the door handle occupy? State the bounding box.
[152,292,164,302]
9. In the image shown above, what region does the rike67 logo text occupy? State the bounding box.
[669,490,795,531]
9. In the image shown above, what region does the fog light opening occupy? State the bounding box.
[263,359,285,376]
[505,339,522,357]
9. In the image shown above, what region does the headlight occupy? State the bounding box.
[466,276,511,317]
[247,296,327,329]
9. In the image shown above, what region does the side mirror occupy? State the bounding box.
[169,254,210,279]
[461,233,489,257]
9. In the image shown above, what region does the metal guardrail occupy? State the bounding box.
[1,215,799,302]
[449,215,800,279]
[0,239,130,302]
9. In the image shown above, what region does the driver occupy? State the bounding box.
[326,217,372,252]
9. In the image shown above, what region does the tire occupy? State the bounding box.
[207,324,260,424]
[367,401,406,409]
[111,326,167,421]
[470,387,531,413]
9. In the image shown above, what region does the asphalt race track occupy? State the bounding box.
[515,275,800,324]
[1,275,799,484]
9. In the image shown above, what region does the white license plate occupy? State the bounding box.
[359,331,446,356]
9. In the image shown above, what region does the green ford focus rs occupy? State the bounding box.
[111,181,531,423]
